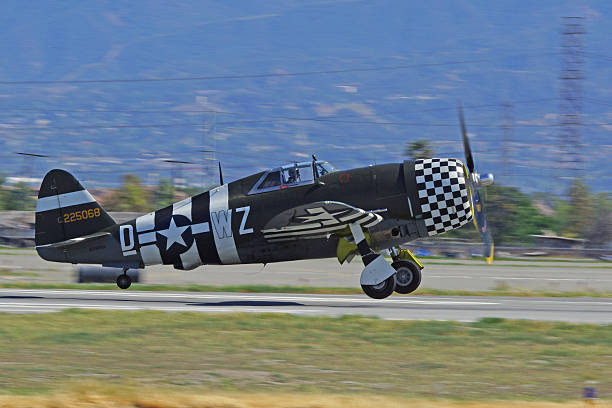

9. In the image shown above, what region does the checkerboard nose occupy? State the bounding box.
[414,158,473,236]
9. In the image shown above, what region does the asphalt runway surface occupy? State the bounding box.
[1,288,611,323]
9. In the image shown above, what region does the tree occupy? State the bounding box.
[583,192,612,247]
[178,185,201,197]
[153,178,175,209]
[563,180,594,238]
[448,184,556,246]
[106,174,152,212]
[405,139,435,160]
[0,174,5,210]
[3,182,35,211]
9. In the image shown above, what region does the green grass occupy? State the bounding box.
[383,256,612,268]
[0,310,610,401]
[0,270,40,277]
[416,284,612,298]
[0,282,363,294]
[2,282,612,298]
[417,255,610,263]
[423,261,612,268]
[477,256,610,263]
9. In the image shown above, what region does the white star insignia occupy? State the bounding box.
[157,217,189,250]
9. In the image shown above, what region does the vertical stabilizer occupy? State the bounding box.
[35,169,116,247]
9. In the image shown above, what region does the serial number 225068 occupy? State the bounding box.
[63,208,101,223]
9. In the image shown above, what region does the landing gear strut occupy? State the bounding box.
[116,268,132,289]
[349,223,397,300]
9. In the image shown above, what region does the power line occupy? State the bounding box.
[2,118,612,131]
[583,97,612,107]
[0,97,579,130]
[583,51,612,62]
[0,107,238,115]
[0,53,558,86]
[0,97,558,118]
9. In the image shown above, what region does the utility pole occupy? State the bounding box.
[501,102,514,186]
[558,16,585,193]
[200,112,217,189]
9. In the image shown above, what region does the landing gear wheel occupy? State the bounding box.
[392,260,421,294]
[361,275,396,299]
[116,273,132,290]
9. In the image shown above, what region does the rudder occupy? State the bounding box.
[35,169,116,247]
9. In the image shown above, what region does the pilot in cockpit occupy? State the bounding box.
[286,166,301,184]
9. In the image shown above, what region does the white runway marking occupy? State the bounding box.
[2,289,612,323]
[0,301,319,315]
[0,289,500,306]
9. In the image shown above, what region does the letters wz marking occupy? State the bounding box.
[236,206,253,235]
[211,210,233,239]
[211,206,253,239]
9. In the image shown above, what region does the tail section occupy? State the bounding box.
[35,169,115,247]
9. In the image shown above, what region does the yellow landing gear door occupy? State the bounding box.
[336,232,372,264]
[392,247,424,269]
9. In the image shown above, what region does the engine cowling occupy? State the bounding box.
[413,158,473,236]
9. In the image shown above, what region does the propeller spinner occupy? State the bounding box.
[458,105,494,264]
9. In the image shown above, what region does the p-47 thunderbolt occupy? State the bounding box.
[34,109,493,299]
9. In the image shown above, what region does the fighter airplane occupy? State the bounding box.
[34,108,493,299]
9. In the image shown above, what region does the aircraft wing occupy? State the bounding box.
[261,201,383,242]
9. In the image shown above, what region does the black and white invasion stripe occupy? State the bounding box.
[262,201,382,242]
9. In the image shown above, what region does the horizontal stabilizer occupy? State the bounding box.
[35,231,111,249]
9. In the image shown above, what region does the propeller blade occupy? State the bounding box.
[457,103,493,263]
[458,105,475,174]
[470,187,494,264]
[483,227,494,265]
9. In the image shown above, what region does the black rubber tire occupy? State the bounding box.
[392,260,422,294]
[116,274,132,290]
[361,275,396,299]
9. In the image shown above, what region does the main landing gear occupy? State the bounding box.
[390,247,422,295]
[349,223,398,300]
[361,248,423,299]
[349,223,423,300]
[392,260,422,294]
[116,268,132,289]
[361,256,422,299]
[361,274,396,299]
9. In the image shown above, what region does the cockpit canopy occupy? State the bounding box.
[248,161,336,195]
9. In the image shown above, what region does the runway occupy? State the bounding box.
[3,251,612,292]
[1,288,611,323]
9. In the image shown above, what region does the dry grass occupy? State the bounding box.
[0,390,609,408]
[1,311,611,401]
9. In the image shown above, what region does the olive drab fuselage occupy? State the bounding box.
[109,162,423,270]
[36,159,473,272]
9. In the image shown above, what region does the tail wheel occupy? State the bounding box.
[392,260,421,294]
[361,275,396,299]
[116,273,132,290]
